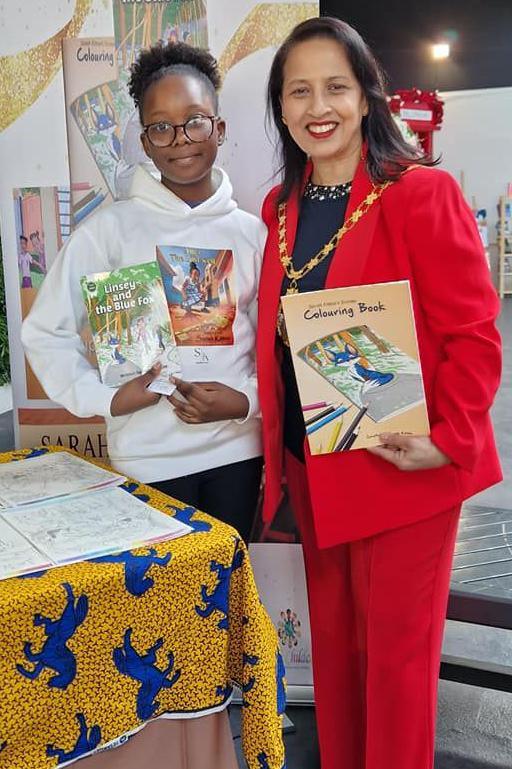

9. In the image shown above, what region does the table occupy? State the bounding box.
[443,503,512,692]
[0,447,286,769]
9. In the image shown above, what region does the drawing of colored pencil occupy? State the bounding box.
[302,401,329,412]
[73,188,97,214]
[342,424,361,451]
[72,182,93,191]
[74,192,106,224]
[304,404,335,427]
[306,405,348,435]
[327,420,343,452]
[334,406,368,451]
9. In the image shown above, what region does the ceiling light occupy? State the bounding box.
[432,43,450,60]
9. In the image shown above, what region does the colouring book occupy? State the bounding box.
[281,281,429,455]
[156,245,236,346]
[81,261,181,393]
[62,38,118,224]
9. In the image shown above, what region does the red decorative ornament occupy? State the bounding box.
[389,88,444,157]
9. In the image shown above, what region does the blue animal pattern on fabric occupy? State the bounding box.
[242,652,259,707]
[195,547,244,630]
[46,713,101,764]
[0,741,6,753]
[92,549,171,596]
[119,482,150,503]
[16,582,88,689]
[257,752,270,769]
[276,651,286,715]
[113,628,181,721]
[165,504,212,533]
[215,683,233,702]
[11,447,49,461]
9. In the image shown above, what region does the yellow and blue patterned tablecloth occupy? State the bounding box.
[0,448,286,769]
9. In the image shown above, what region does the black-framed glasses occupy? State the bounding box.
[143,115,219,147]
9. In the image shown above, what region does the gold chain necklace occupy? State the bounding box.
[278,181,392,294]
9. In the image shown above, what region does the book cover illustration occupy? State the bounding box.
[113,0,208,64]
[156,245,236,346]
[81,261,181,393]
[62,38,117,224]
[69,78,129,202]
[281,281,430,455]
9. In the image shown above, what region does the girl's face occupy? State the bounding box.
[141,73,225,198]
[280,37,368,167]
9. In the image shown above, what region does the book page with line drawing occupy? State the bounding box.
[0,452,125,508]
[0,518,51,580]
[3,487,192,566]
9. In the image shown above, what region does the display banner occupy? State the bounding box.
[0,0,318,692]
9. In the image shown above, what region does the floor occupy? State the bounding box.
[1,301,510,769]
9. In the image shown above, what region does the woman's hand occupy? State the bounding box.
[168,378,249,423]
[367,434,451,471]
[110,364,162,417]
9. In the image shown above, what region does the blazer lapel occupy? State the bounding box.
[325,156,383,289]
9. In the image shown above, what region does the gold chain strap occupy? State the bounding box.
[278,181,393,294]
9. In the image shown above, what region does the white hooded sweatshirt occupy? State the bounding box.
[22,165,265,482]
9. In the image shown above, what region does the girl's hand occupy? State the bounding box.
[168,378,249,423]
[110,364,162,417]
[367,434,450,471]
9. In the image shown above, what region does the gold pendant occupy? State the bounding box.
[276,303,290,347]
[286,278,299,295]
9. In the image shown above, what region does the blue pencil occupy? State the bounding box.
[306,405,348,435]
[74,192,106,224]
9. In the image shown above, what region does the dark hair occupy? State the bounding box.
[267,17,436,203]
[129,41,221,123]
[20,235,28,243]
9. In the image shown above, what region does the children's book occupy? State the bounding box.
[281,281,429,455]
[156,245,236,346]
[80,261,181,394]
[0,450,125,509]
[3,487,192,571]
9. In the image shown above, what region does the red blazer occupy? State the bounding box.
[257,158,502,547]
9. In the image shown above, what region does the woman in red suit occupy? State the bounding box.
[257,17,502,769]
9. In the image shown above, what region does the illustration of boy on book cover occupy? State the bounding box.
[156,245,236,346]
[80,261,180,391]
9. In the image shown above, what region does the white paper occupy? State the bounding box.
[0,452,125,508]
[3,487,192,566]
[0,518,51,580]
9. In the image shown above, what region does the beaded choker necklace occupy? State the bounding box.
[303,179,352,201]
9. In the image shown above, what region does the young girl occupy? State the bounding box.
[22,42,265,543]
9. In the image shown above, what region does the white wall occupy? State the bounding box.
[437,86,512,240]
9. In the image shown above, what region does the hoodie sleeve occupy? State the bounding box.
[234,217,267,423]
[21,224,116,419]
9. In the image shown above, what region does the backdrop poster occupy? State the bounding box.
[0,0,318,690]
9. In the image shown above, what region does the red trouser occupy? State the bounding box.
[285,451,460,769]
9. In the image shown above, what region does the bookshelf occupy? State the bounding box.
[498,196,512,297]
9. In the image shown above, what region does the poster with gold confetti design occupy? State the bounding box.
[0,1,318,703]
